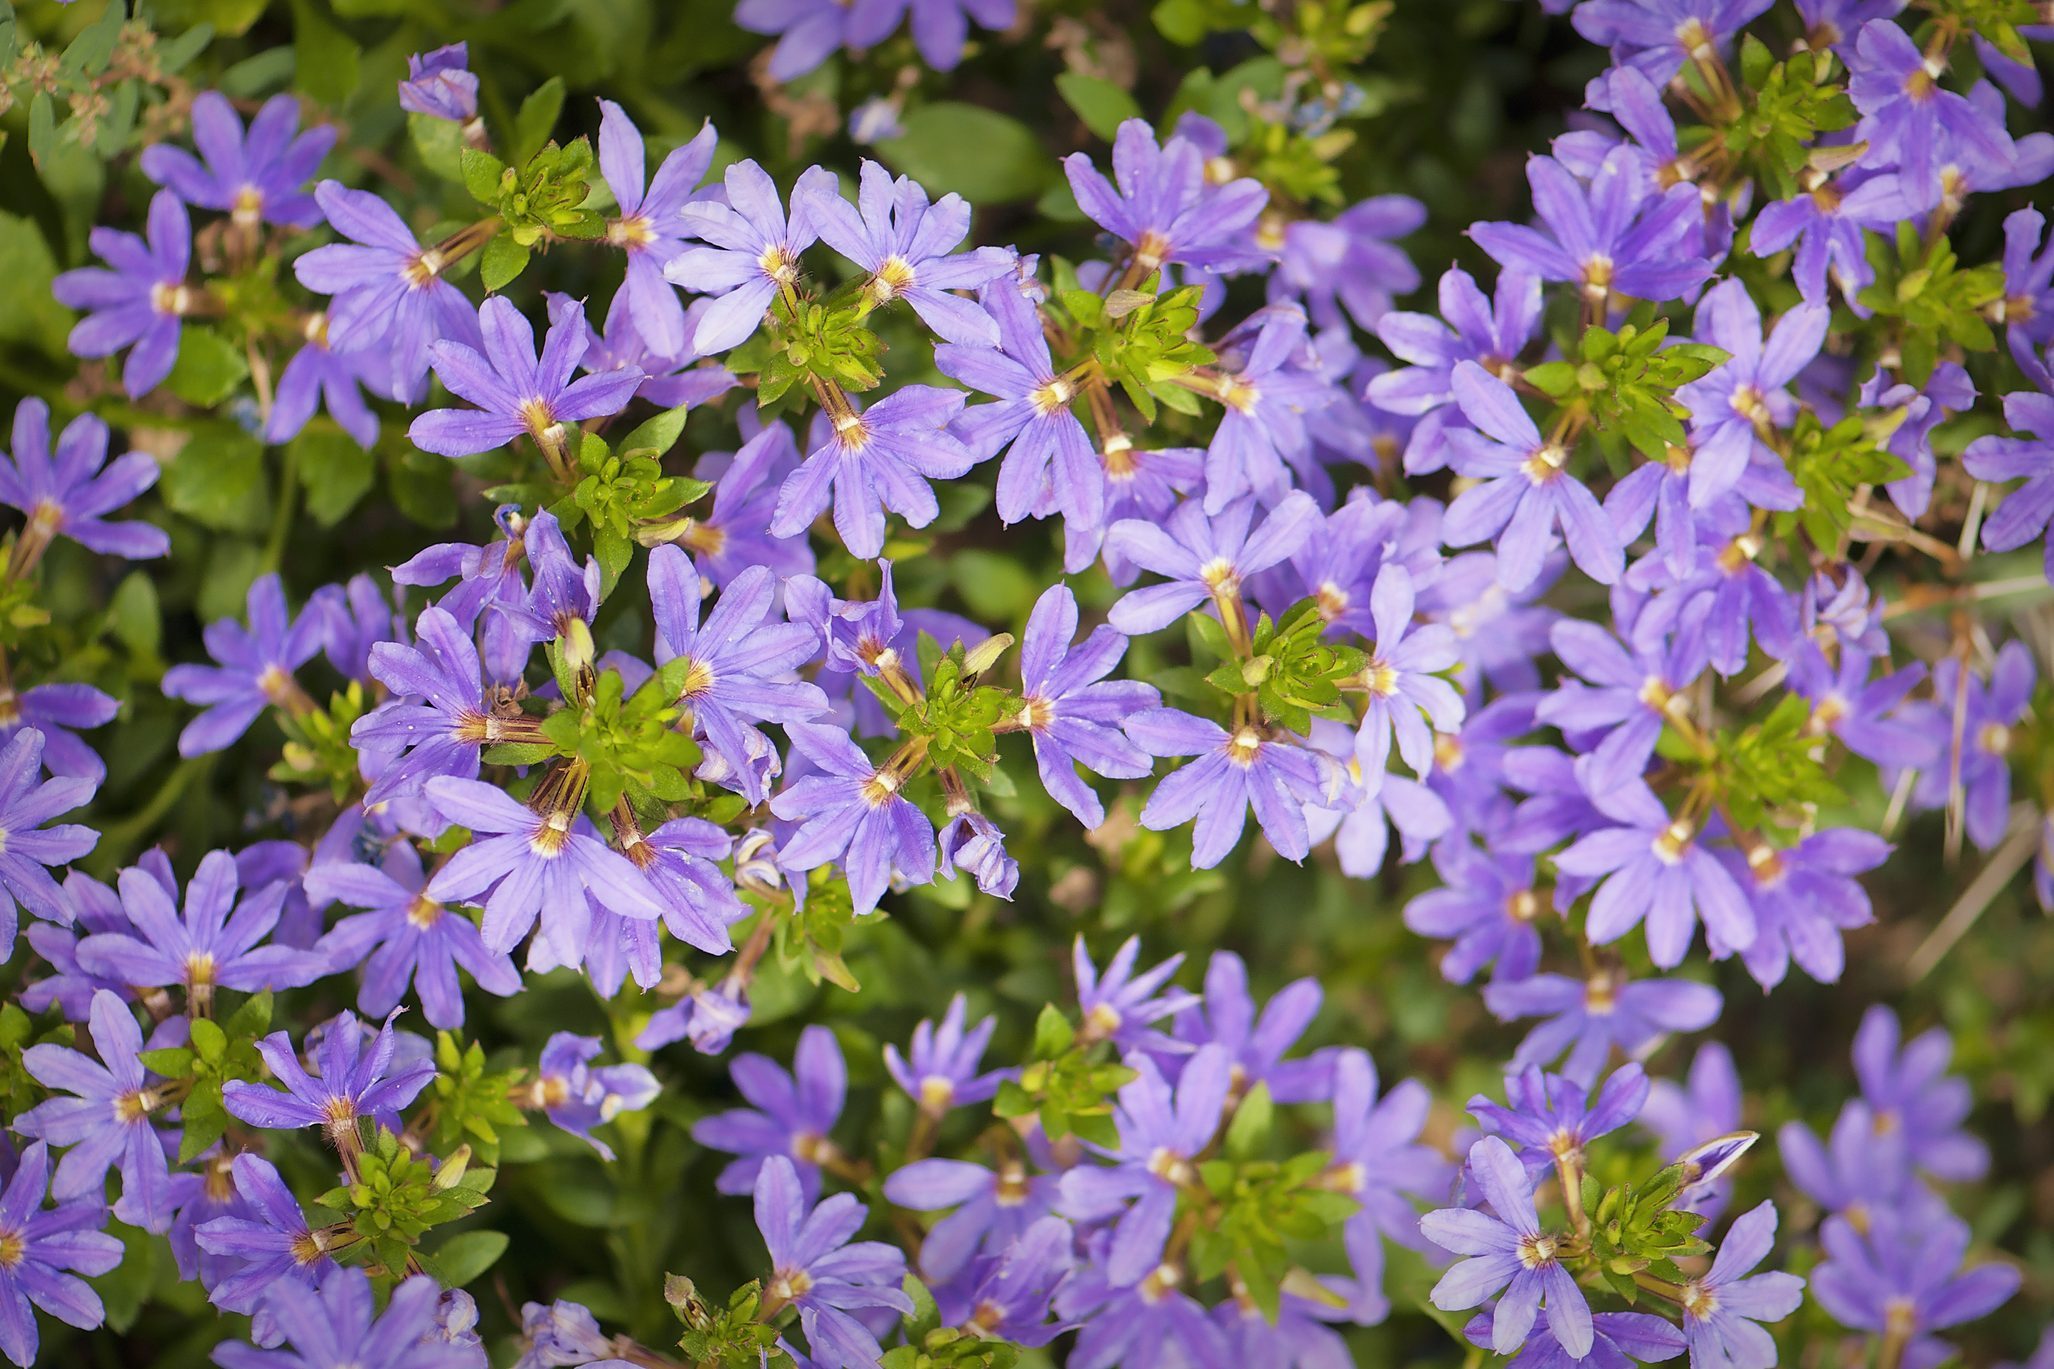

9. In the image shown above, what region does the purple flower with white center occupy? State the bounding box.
[1171,951,1328,1102]
[1721,828,1888,989]
[1470,150,1712,312]
[649,549,827,806]
[733,0,898,82]
[1326,1048,1447,1323]
[1058,1046,1230,1285]
[1425,552,1562,694]
[1811,1209,2020,1369]
[161,572,326,757]
[754,1155,912,1368]
[1864,360,1976,520]
[1749,172,1903,303]
[76,849,323,1009]
[221,1011,436,1143]
[1058,1262,1230,1369]
[1308,747,1451,877]
[211,1268,478,1369]
[140,92,332,230]
[1199,306,1336,512]
[1354,564,1464,788]
[667,161,832,354]
[1420,1135,1593,1358]
[810,159,1013,345]
[1484,967,1723,1087]
[1998,208,2054,364]
[521,508,601,644]
[266,322,382,448]
[1074,935,1200,1054]
[51,190,192,399]
[421,776,667,956]
[768,384,976,559]
[1788,641,1934,767]
[0,1141,122,1369]
[1852,1005,1989,1182]
[885,1155,1059,1284]
[191,1154,334,1326]
[1965,390,2054,580]
[884,993,1004,1115]
[1537,615,1709,794]
[0,728,95,958]
[934,1215,1071,1347]
[308,840,522,1030]
[768,722,937,915]
[694,1025,846,1198]
[1571,0,1773,86]
[1553,769,1756,968]
[1848,20,2014,210]
[1463,1309,1684,1369]
[1777,1101,1923,1225]
[1677,281,1831,505]
[527,1033,659,1161]
[1672,1200,1805,1366]
[1066,442,1205,577]
[1370,266,1543,475]
[1127,707,1335,869]
[1012,584,1157,829]
[1471,1065,1649,1184]
[615,814,745,956]
[1064,119,1267,276]
[1271,194,1425,331]
[16,990,173,1231]
[293,180,480,397]
[1904,641,2034,852]
[409,295,642,458]
[939,278,1102,530]
[1405,843,1547,985]
[397,44,478,122]
[596,103,716,359]
[0,399,169,563]
[350,606,501,804]
[1105,490,1320,634]
[1443,361,1623,590]
[938,810,1018,898]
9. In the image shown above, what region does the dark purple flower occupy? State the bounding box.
[667,160,832,354]
[637,977,752,1055]
[1677,281,1830,505]
[52,190,192,398]
[597,103,717,359]
[211,1267,478,1369]
[410,296,642,458]
[695,1025,846,1197]
[140,92,332,230]
[769,722,937,914]
[810,159,1012,344]
[76,849,322,1007]
[191,1154,335,1325]
[1326,1048,1447,1323]
[1811,1209,2019,1369]
[1484,967,1723,1086]
[754,1155,911,1368]
[672,422,815,587]
[390,524,546,687]
[1068,442,1205,577]
[221,1011,435,1143]
[1848,20,2014,210]
[933,1215,1071,1346]
[1370,265,1543,476]
[1965,391,2054,580]
[17,990,173,1231]
[938,810,1018,898]
[0,399,168,562]
[528,1033,659,1161]
[1064,120,1267,276]
[1013,584,1157,828]
[397,44,478,122]
[769,384,976,559]
[161,573,326,757]
[0,1141,123,1369]
[0,729,96,959]
[19,870,131,1021]
[1127,707,1336,869]
[1998,208,2054,365]
[1421,1135,1593,1358]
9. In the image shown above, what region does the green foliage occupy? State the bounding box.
[272,683,369,799]
[1583,1165,1713,1301]
[136,993,271,1163]
[1045,267,1215,426]
[1859,224,2004,386]
[425,1032,528,1168]
[993,1005,1137,1145]
[1526,320,1726,461]
[869,636,1014,781]
[1190,1139,1357,1321]
[1705,692,1845,837]
[552,423,713,594]
[774,874,863,992]
[463,136,605,284]
[1729,38,1856,201]
[314,1127,495,1281]
[668,1276,797,1369]
[740,292,889,409]
[0,1004,72,1124]
[1197,598,1365,734]
[1773,410,1910,552]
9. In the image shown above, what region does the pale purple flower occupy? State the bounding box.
[192,1154,334,1324]
[1172,951,1328,1102]
[734,0,898,82]
[769,384,976,559]
[529,1033,659,1161]
[1370,265,1543,475]
[596,103,717,359]
[1462,1309,1684,1369]
[1127,707,1336,869]
[753,1156,911,1368]
[1470,1064,1649,1179]
[885,1154,1059,1285]
[1849,19,2014,210]
[1723,828,1888,989]
[1536,616,1708,799]
[1904,641,2034,852]
[1677,1200,1805,1367]
[514,1299,615,1369]
[1074,935,1200,1054]
[221,1011,435,1140]
[1064,119,1267,275]
[1469,150,1712,310]
[1013,583,1157,828]
[1066,442,1205,577]
[1852,1005,1989,1182]
[1404,843,1547,985]
[1271,194,1425,331]
[1965,391,2054,579]
[0,729,96,959]
[397,45,478,122]
[1105,491,1320,633]
[1641,1041,1742,1215]
[695,1025,846,1198]
[211,1268,478,1369]
[0,398,168,561]
[932,1216,1071,1346]
[410,295,642,457]
[809,160,1012,344]
[1420,1135,1593,1358]
[678,422,815,587]
[1777,1101,1922,1224]
[1788,642,1934,767]
[52,190,192,399]
[265,323,381,446]
[866,0,1017,70]
[17,990,173,1231]
[884,993,1004,1114]
[1327,1048,1447,1324]
[1998,208,2054,365]
[141,92,333,229]
[667,160,832,354]
[1811,1209,2020,1369]
[938,810,1018,898]
[769,722,938,914]
[1059,1263,1230,1369]
[1354,564,1464,788]
[1199,306,1337,512]
[161,572,327,756]
[0,1141,122,1369]
[76,849,323,1003]
[1677,280,1831,505]
[1749,171,1902,303]
[348,606,500,804]
[1484,968,1723,1086]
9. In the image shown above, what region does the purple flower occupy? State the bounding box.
[1272,194,1425,331]
[1462,1309,1684,1369]
[640,977,752,1055]
[1848,20,2014,210]
[161,573,327,757]
[1370,265,1543,475]
[1998,208,2054,365]
[1642,1042,1744,1218]
[1105,491,1320,633]
[938,810,1018,898]
[391,526,545,687]
[596,103,717,359]
[1777,1101,1922,1224]
[1571,0,1773,85]
[410,295,642,458]
[350,605,501,805]
[733,0,897,82]
[1483,967,1723,1086]
[19,870,131,1021]
[1013,584,1157,828]
[1677,1200,1805,1367]
[1677,281,1831,505]
[1058,1046,1230,1285]
[264,320,381,449]
[0,729,96,959]
[1788,641,1933,767]
[76,849,323,1007]
[1074,935,1200,1054]
[1172,951,1328,1102]
[17,990,173,1231]
[0,398,168,562]
[648,549,827,805]
[675,422,815,587]
[865,0,1017,70]
[1421,1135,1593,1358]
[1326,1048,1447,1323]
[1852,1005,1989,1182]
[51,190,192,398]
[1811,1209,2020,1369]
[397,44,478,122]
[1198,306,1337,512]
[885,1155,1059,1284]
[884,993,1004,1114]
[0,1141,122,1369]
[308,840,521,1029]
[421,777,666,957]
[1470,150,1712,311]
[1537,615,1707,794]
[934,1215,1071,1346]
[0,682,114,788]
[1306,736,1451,877]
[1354,564,1464,788]
[1127,707,1335,869]
[1064,120,1267,276]
[939,278,1102,529]
[1749,172,1902,303]
[1905,641,2034,852]
[1444,362,1623,590]
[1404,844,1547,985]
[212,1267,479,1369]
[1068,442,1205,577]
[769,722,938,914]
[514,1299,615,1368]
[191,1154,335,1324]
[1965,391,2054,580]
[1470,1064,1649,1178]
[695,1025,847,1198]
[140,92,333,230]
[620,816,746,956]
[293,180,479,398]
[810,160,1012,344]
[754,1155,912,1368]
[528,1033,659,1161]
[769,384,976,559]
[1059,1264,1230,1369]
[667,160,832,354]
[1723,828,1888,989]
[221,1011,436,1143]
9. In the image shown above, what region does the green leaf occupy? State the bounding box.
[409,112,467,184]
[108,572,162,660]
[1056,73,1142,141]
[60,0,125,78]
[510,76,567,167]
[461,147,508,205]
[161,428,270,533]
[479,232,530,292]
[420,1229,510,1287]
[164,328,250,408]
[879,104,1050,204]
[0,213,72,356]
[1224,1082,1273,1159]
[618,404,691,459]
[188,1017,227,1065]
[290,0,361,105]
[293,428,376,526]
